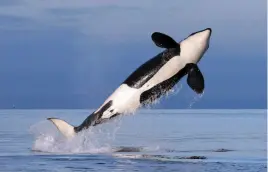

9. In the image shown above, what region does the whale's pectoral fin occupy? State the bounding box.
[151,32,179,49]
[47,118,76,139]
[186,63,205,94]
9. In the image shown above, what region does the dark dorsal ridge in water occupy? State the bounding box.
[137,154,207,160]
[213,148,234,152]
[115,146,143,153]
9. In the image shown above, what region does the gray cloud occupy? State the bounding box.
[0,1,265,37]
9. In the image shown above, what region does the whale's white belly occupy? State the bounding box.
[100,84,141,119]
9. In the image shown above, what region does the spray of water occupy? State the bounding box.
[142,83,183,109]
[29,117,124,154]
[188,91,205,109]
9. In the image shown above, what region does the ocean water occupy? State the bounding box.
[0,109,266,172]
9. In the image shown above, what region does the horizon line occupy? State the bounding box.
[0,108,266,111]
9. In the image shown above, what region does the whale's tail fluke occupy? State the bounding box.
[47,101,113,139]
[47,118,76,139]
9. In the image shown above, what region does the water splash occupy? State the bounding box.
[29,117,124,154]
[188,91,205,109]
[164,83,183,100]
[28,83,188,154]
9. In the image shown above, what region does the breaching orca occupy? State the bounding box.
[48,28,212,138]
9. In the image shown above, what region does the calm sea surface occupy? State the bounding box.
[0,109,266,172]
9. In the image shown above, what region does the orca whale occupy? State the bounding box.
[48,28,212,138]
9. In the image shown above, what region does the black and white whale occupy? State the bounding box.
[48,28,212,138]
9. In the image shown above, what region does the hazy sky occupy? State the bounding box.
[0,0,266,109]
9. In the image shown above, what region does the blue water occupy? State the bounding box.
[0,109,266,172]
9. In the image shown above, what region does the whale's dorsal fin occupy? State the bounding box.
[151,32,179,49]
